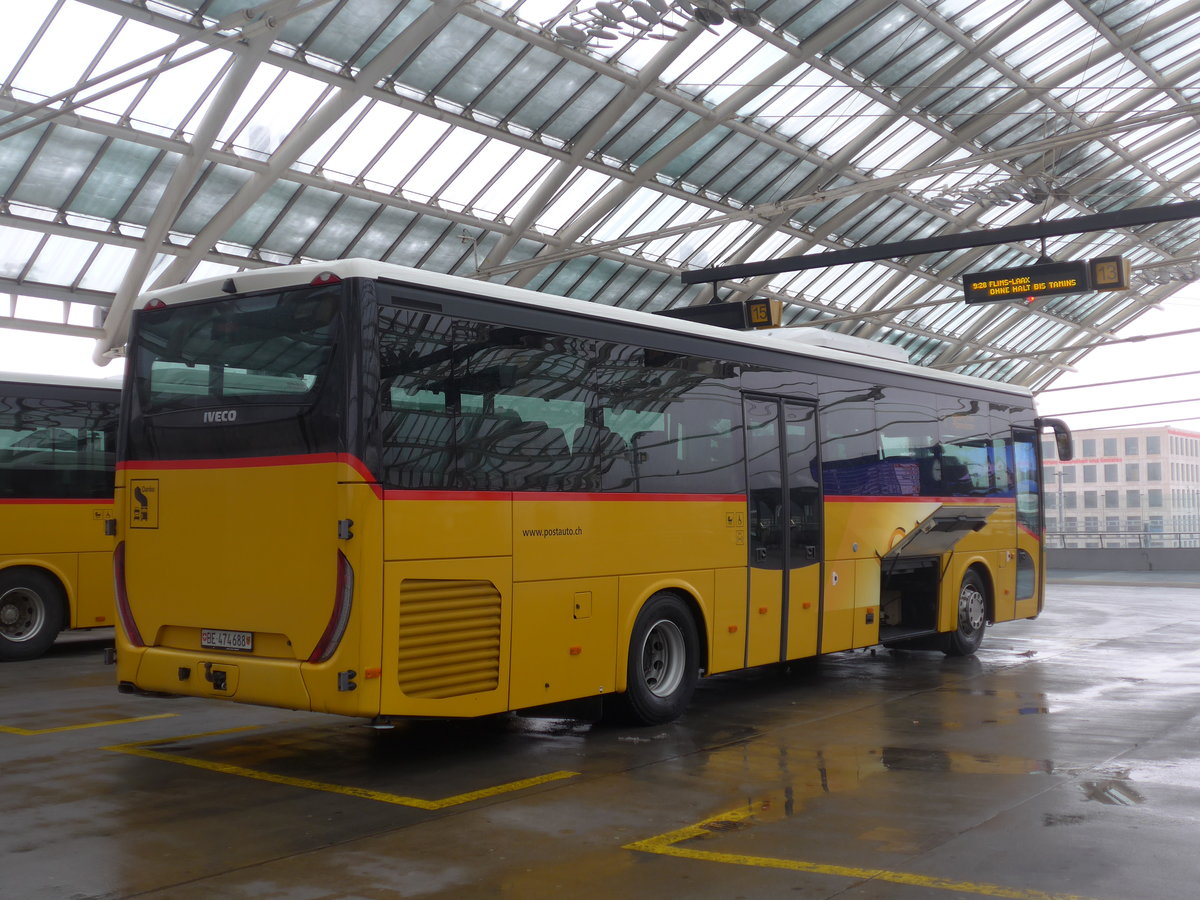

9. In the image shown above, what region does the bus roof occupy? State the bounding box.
[0,371,122,392]
[136,259,1032,399]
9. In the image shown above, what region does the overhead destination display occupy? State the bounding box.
[961,255,1131,304]
[656,297,783,329]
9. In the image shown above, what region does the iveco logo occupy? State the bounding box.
[202,410,238,423]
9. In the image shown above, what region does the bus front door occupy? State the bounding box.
[744,397,823,667]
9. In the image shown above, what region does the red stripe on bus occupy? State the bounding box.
[384,490,513,502]
[382,491,746,503]
[824,495,1016,505]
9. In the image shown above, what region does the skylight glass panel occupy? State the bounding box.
[660,28,735,87]
[738,67,826,138]
[0,6,48,87]
[589,186,669,243]
[78,244,137,292]
[10,3,117,102]
[992,7,1088,71]
[311,100,402,181]
[685,32,786,108]
[648,222,723,268]
[0,226,42,278]
[364,115,450,193]
[791,87,890,155]
[414,130,490,208]
[537,168,615,232]
[26,234,96,285]
[472,150,556,222]
[221,69,330,158]
[853,119,943,173]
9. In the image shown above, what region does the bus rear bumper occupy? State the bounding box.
[126,646,314,711]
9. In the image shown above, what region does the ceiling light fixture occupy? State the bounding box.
[548,1,760,47]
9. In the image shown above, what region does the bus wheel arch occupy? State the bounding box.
[614,590,702,725]
[943,564,989,657]
[0,566,67,661]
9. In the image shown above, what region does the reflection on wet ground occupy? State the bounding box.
[3,579,1200,899]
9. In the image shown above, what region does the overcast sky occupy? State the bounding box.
[2,284,1197,434]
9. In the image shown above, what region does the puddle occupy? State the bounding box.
[1080,778,1145,806]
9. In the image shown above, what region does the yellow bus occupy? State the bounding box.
[112,260,1070,723]
[1,373,119,660]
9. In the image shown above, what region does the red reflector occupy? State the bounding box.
[311,272,341,286]
[113,542,144,647]
[308,551,354,663]
[144,298,167,309]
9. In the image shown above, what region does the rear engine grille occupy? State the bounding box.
[396,579,501,698]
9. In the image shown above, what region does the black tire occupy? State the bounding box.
[0,569,65,661]
[943,569,987,657]
[619,592,699,725]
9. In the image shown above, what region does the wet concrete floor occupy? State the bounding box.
[3,576,1198,900]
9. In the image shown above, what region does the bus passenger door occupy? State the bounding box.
[744,398,822,667]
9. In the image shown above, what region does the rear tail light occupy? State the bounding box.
[113,542,145,647]
[308,551,354,663]
[311,272,341,285]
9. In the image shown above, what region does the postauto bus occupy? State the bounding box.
[1,373,119,660]
[112,260,1070,723]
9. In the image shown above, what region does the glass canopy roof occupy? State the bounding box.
[3,0,1200,387]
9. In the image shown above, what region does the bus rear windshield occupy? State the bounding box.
[126,285,344,459]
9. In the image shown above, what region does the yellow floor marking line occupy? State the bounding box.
[624,804,1105,900]
[0,713,177,736]
[103,728,578,809]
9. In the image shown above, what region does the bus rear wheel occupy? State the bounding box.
[943,569,987,657]
[0,569,65,661]
[617,592,699,725]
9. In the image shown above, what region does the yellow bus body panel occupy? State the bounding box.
[381,555,513,718]
[709,566,748,674]
[117,459,383,718]
[116,457,1039,718]
[0,500,114,627]
[508,576,618,710]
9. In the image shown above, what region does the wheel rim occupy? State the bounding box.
[0,587,46,642]
[959,581,986,634]
[638,618,686,698]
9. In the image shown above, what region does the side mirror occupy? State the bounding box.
[1035,417,1073,461]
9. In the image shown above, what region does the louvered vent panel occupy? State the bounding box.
[396,579,501,698]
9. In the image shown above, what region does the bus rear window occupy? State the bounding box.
[134,286,339,412]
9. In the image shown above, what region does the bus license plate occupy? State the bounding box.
[200,629,253,652]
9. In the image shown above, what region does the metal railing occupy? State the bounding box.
[1046,531,1200,549]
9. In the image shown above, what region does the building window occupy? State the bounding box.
[1147,435,1161,454]
[1147,462,1162,481]
[1082,438,1097,457]
[1149,489,1163,507]
[1064,492,1078,509]
[1105,490,1120,508]
[1061,466,1076,484]
[1084,490,1098,508]
[1127,489,1141,507]
[1083,465,1097,482]
[1125,437,1139,455]
[1104,463,1119,482]
[1125,463,1139,480]
[1103,437,1118,456]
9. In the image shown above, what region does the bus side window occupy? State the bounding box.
[596,346,741,494]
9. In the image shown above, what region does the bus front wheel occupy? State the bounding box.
[943,569,987,657]
[0,569,65,662]
[618,592,699,725]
